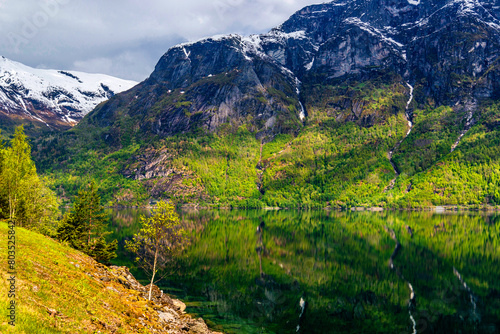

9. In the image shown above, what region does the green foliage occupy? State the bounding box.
[0,126,59,232]
[57,182,117,263]
[259,116,407,208]
[35,132,148,206]
[173,126,262,204]
[32,75,500,209]
[393,106,460,175]
[301,72,407,122]
[261,134,293,160]
[125,200,185,300]
[388,102,500,207]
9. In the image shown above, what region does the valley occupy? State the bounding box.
[1,1,500,333]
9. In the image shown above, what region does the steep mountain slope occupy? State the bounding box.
[0,56,137,136]
[69,0,500,141]
[34,0,500,207]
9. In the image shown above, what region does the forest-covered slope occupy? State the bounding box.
[32,0,500,208]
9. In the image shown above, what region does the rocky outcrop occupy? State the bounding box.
[87,263,222,334]
[88,36,304,143]
[120,146,208,202]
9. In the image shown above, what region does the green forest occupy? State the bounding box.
[29,79,500,210]
[0,126,117,263]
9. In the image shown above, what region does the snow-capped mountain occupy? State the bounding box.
[78,0,500,141]
[0,56,137,131]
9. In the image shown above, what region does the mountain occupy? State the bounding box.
[34,0,500,208]
[82,0,500,141]
[0,56,137,136]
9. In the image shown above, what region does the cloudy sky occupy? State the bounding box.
[0,0,321,81]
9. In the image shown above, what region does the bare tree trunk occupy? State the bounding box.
[88,214,92,246]
[9,194,16,222]
[148,246,159,301]
[9,195,13,221]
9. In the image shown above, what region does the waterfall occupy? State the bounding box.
[296,297,306,332]
[298,101,306,121]
[405,82,414,136]
[295,78,306,121]
[386,82,414,191]
[451,111,474,152]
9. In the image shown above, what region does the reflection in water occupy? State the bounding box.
[385,226,417,334]
[408,283,417,334]
[109,209,500,334]
[453,267,479,323]
[256,220,265,278]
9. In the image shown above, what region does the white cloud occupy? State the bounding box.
[0,0,321,81]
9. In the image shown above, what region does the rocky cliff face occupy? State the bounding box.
[0,56,137,134]
[89,34,305,143]
[287,0,500,114]
[83,0,500,145]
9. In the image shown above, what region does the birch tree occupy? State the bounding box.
[1,126,36,222]
[0,126,59,231]
[125,200,185,301]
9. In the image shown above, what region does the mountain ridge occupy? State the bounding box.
[80,0,500,144]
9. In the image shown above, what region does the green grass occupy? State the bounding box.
[0,222,174,333]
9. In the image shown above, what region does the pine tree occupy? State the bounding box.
[57,182,117,263]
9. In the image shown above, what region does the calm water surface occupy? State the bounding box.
[107,209,500,334]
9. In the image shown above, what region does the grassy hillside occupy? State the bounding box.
[0,222,216,334]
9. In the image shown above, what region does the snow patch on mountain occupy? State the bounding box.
[241,29,312,64]
[0,56,137,122]
[175,34,240,49]
[344,18,405,48]
[241,35,266,61]
[326,1,347,7]
[305,58,315,71]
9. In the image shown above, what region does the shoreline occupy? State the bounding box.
[102,204,500,213]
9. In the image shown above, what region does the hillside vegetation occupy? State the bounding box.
[0,222,218,333]
[32,76,500,209]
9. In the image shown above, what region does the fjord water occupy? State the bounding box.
[108,209,500,334]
